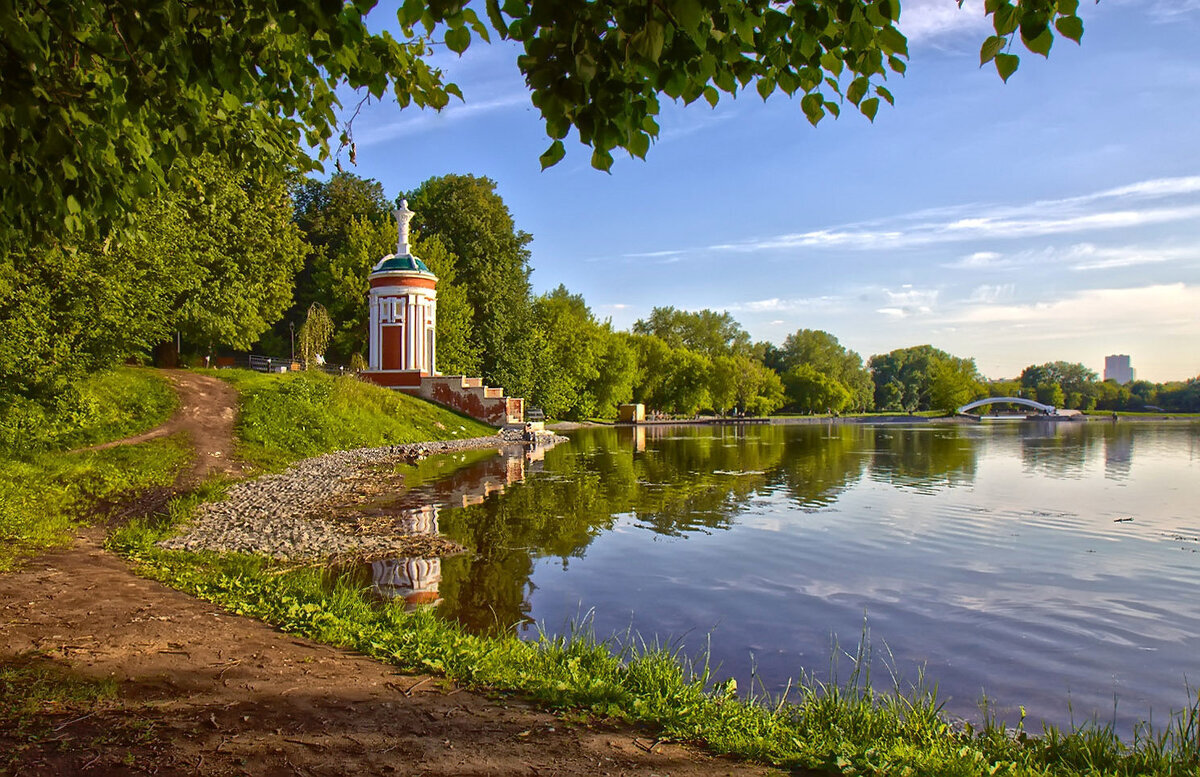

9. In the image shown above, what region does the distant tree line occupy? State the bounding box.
[4,167,1199,437]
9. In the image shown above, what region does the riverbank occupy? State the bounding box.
[160,434,565,561]
[6,370,1198,776]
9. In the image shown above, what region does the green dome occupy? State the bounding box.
[373,253,434,275]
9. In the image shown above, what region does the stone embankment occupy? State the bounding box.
[159,431,566,561]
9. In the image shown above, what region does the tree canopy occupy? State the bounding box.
[2,0,1087,248]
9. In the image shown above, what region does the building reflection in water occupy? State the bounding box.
[367,441,558,610]
[372,556,443,609]
[1104,425,1134,481]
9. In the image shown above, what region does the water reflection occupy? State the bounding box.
[373,557,443,609]
[357,421,1200,734]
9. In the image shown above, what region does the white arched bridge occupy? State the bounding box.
[956,397,1057,416]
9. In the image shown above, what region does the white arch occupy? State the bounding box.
[957,397,1056,415]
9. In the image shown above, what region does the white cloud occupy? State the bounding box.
[945,284,1199,332]
[1066,243,1199,271]
[897,0,989,43]
[354,93,529,146]
[875,286,939,318]
[943,241,1199,272]
[729,295,846,313]
[968,284,1015,303]
[710,175,1200,255]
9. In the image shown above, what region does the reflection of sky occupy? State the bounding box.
[508,422,1200,735]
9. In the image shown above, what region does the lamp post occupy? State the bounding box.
[289,321,295,363]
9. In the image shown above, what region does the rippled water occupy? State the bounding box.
[356,421,1200,732]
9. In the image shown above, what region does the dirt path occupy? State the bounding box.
[78,370,250,486]
[0,370,778,776]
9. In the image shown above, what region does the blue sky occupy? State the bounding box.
[343,0,1200,382]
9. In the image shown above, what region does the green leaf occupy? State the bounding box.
[703,86,719,107]
[860,96,879,122]
[1055,15,1083,44]
[992,3,1018,35]
[979,35,1006,65]
[539,140,565,170]
[847,76,869,106]
[445,27,471,54]
[1023,27,1053,57]
[628,130,650,159]
[756,76,774,101]
[590,147,614,171]
[670,0,703,34]
[878,25,908,58]
[801,92,825,126]
[485,0,507,37]
[994,52,1019,82]
[400,0,424,28]
[875,85,894,106]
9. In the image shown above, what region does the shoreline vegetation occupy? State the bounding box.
[5,367,1200,775]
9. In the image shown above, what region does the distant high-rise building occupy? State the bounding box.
[1104,354,1135,384]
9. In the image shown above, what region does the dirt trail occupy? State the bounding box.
[1,370,777,776]
[78,370,250,486]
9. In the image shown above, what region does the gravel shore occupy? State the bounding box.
[159,431,567,561]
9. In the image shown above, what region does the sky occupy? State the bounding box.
[340,0,1200,383]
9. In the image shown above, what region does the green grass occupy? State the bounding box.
[207,369,495,470]
[1,366,177,455]
[113,497,1200,777]
[0,437,188,571]
[0,367,187,571]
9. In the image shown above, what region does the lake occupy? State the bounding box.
[353,420,1200,734]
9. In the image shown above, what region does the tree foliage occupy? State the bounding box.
[1,0,1088,247]
[1,156,303,409]
[869,345,982,413]
[0,0,468,248]
[632,307,751,357]
[772,328,873,411]
[298,303,334,367]
[783,363,851,414]
[405,174,533,393]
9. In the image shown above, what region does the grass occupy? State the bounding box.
[1,366,177,455]
[0,368,187,571]
[112,494,1200,777]
[206,369,495,470]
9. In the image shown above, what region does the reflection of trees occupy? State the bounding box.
[430,425,869,633]
[867,426,978,491]
[1019,421,1092,478]
[773,424,870,508]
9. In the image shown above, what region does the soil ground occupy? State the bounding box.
[0,371,779,776]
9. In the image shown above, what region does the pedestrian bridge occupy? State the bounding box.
[957,397,1056,416]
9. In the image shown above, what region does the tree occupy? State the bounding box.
[1,0,463,248]
[774,329,873,411]
[1,156,304,407]
[783,364,851,414]
[3,0,1086,247]
[297,303,334,367]
[632,307,751,357]
[869,345,982,413]
[1020,361,1100,409]
[929,358,982,413]
[150,158,307,353]
[405,174,533,393]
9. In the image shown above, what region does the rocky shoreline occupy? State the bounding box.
[159,431,567,561]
